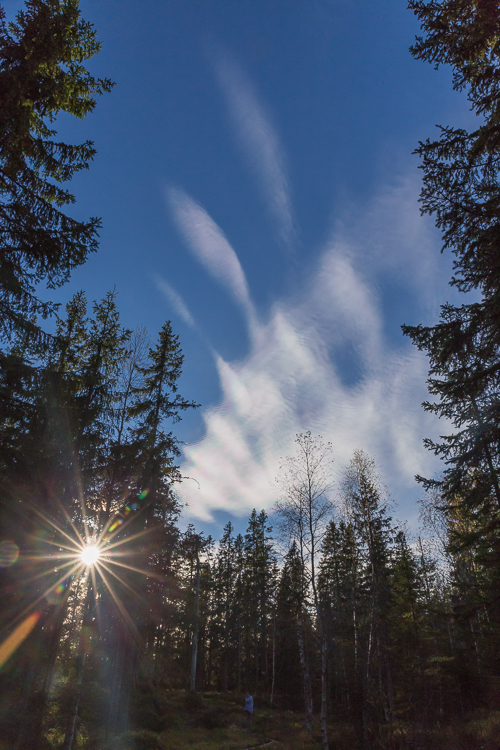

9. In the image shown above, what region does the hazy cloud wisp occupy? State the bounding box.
[215,57,295,246]
[167,187,255,322]
[154,276,197,329]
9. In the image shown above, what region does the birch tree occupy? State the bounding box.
[274,432,334,750]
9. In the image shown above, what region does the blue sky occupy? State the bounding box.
[8,1,475,537]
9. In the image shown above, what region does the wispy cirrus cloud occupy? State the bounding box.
[176,172,450,525]
[154,276,197,329]
[214,56,295,247]
[167,187,255,323]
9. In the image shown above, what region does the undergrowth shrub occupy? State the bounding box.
[197,707,227,729]
[183,691,204,711]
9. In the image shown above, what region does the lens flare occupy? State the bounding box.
[0,540,19,568]
[3,498,151,669]
[0,612,41,669]
[80,546,100,567]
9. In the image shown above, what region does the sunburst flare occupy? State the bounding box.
[0,493,156,668]
[80,545,101,567]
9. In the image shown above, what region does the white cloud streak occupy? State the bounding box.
[215,57,294,246]
[176,173,450,526]
[167,187,255,323]
[154,276,197,329]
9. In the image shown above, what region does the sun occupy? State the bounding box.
[0,497,153,669]
[80,545,100,567]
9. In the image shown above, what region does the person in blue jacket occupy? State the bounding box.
[244,693,253,728]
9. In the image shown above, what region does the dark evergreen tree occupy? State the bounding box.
[131,320,199,515]
[339,451,395,738]
[76,290,131,511]
[419,486,499,712]
[241,509,276,694]
[403,0,500,616]
[101,320,197,734]
[101,327,149,519]
[233,532,245,692]
[401,4,500,715]
[387,530,429,721]
[0,0,113,348]
[175,526,212,691]
[318,520,361,727]
[275,541,311,712]
[210,521,237,691]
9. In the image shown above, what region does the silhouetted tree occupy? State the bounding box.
[0,0,113,348]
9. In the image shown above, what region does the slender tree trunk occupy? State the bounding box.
[13,665,36,750]
[207,635,213,690]
[270,612,276,707]
[26,595,71,750]
[62,651,87,750]
[106,641,123,740]
[314,602,329,750]
[223,600,229,692]
[223,648,228,692]
[223,642,228,693]
[190,555,200,691]
[308,487,329,750]
[319,627,329,750]
[352,600,366,750]
[237,608,242,692]
[296,607,313,733]
[255,632,259,693]
[366,618,373,685]
[62,585,93,750]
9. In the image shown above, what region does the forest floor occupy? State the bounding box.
[107,688,351,750]
[100,688,500,750]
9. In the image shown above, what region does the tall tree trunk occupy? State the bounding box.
[352,588,366,747]
[13,664,36,750]
[206,633,212,690]
[106,644,123,740]
[106,618,137,739]
[22,599,70,750]
[190,555,200,691]
[319,627,329,750]
[62,585,93,750]
[223,641,228,693]
[254,632,259,693]
[237,611,242,692]
[61,651,86,750]
[270,611,276,707]
[296,607,313,733]
[308,483,329,750]
[223,599,229,692]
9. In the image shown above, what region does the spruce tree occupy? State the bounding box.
[274,542,307,710]
[339,451,395,735]
[403,0,500,607]
[241,509,276,693]
[211,522,237,691]
[388,530,428,719]
[131,320,198,515]
[0,0,113,348]
[318,520,360,725]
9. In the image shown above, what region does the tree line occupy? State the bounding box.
[2,433,498,749]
